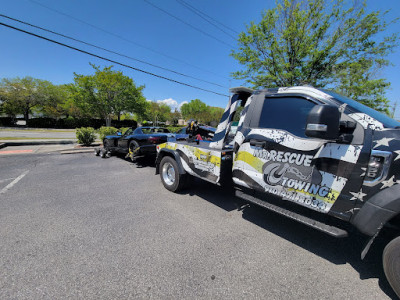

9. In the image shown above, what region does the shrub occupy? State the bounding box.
[97,126,118,141]
[76,127,96,146]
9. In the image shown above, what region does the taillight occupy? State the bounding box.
[149,136,161,144]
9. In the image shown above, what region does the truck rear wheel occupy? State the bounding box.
[383,236,400,298]
[159,156,186,192]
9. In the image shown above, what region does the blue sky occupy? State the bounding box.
[1,0,399,117]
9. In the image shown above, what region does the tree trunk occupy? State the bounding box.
[105,115,112,127]
[24,108,29,125]
[117,112,121,122]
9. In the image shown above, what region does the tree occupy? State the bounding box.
[180,99,209,122]
[170,109,181,126]
[231,0,399,114]
[0,77,52,122]
[206,106,225,125]
[180,99,225,125]
[70,64,147,126]
[145,102,171,125]
[37,84,72,118]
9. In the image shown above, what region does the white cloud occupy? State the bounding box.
[157,98,178,111]
[146,98,187,112]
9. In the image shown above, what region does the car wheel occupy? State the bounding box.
[159,156,186,192]
[128,140,140,161]
[129,140,140,154]
[383,236,400,298]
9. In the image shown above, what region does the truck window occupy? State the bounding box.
[258,97,315,138]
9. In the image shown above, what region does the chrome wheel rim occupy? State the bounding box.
[162,162,175,186]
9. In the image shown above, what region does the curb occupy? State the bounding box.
[1,140,76,146]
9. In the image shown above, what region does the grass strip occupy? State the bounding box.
[0,129,75,133]
[0,137,75,140]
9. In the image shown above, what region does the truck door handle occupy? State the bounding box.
[250,139,266,148]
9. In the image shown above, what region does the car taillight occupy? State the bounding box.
[149,136,161,144]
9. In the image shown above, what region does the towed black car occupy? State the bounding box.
[103,126,174,157]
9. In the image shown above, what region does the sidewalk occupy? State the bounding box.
[0,127,100,154]
[1,139,76,146]
[0,139,102,154]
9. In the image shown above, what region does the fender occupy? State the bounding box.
[351,184,400,237]
[155,148,186,175]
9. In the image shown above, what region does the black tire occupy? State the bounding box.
[383,236,400,298]
[159,156,186,192]
[129,140,140,154]
[128,140,140,161]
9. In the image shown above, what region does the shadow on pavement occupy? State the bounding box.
[102,154,397,299]
[109,154,156,168]
[176,178,397,299]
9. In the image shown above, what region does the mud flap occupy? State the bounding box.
[361,226,382,260]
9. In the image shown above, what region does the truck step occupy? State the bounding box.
[235,190,348,238]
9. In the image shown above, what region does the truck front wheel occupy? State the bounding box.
[160,156,186,192]
[383,236,400,298]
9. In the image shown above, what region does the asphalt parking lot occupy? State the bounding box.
[0,152,397,299]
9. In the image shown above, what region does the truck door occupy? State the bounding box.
[232,95,364,215]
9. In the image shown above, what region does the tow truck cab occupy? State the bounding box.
[156,86,400,297]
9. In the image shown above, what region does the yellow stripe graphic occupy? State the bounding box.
[235,151,264,173]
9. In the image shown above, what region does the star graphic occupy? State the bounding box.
[394,150,400,161]
[373,137,394,149]
[349,189,367,201]
[380,176,397,189]
[360,167,367,177]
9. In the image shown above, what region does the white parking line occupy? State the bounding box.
[0,170,29,194]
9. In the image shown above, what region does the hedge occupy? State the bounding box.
[0,117,16,126]
[25,117,137,129]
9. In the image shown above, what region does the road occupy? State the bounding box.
[0,152,397,299]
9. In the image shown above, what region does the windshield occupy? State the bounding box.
[321,89,400,128]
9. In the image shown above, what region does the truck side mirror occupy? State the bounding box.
[305,105,340,140]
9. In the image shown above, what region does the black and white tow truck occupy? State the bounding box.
[155,86,400,297]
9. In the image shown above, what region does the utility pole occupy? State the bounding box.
[391,100,398,119]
